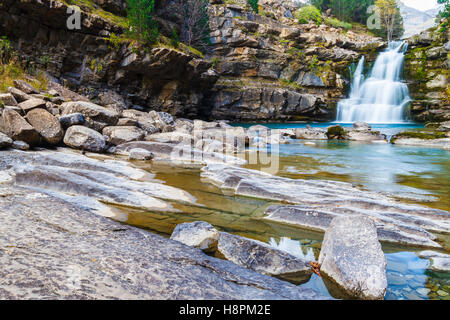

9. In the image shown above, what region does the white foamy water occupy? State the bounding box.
[336,42,411,123]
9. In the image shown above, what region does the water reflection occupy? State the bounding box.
[116,123,449,300]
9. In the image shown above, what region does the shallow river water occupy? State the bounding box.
[117,122,450,300]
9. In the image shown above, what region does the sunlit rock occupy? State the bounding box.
[319,216,387,300]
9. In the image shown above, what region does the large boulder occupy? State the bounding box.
[294,127,328,140]
[318,216,387,300]
[102,126,146,145]
[13,80,38,94]
[128,148,154,161]
[170,221,219,252]
[0,93,18,106]
[217,232,313,283]
[121,109,160,134]
[63,125,106,152]
[59,113,85,128]
[7,87,32,103]
[0,109,40,146]
[25,108,64,145]
[18,99,46,113]
[61,101,120,131]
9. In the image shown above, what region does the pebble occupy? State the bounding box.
[12,140,30,151]
[437,290,448,297]
[416,288,430,296]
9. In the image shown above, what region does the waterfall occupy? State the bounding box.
[336,41,411,123]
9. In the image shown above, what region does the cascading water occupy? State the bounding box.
[336,41,411,123]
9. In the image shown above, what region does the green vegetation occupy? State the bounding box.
[309,0,373,24]
[107,33,128,51]
[394,131,447,140]
[210,57,220,69]
[170,28,180,48]
[308,55,320,72]
[62,0,129,28]
[248,0,259,13]
[326,125,346,138]
[126,0,159,45]
[437,0,449,32]
[0,36,13,64]
[324,17,352,29]
[0,36,47,92]
[295,5,322,25]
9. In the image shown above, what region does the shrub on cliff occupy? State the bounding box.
[126,0,159,45]
[0,36,14,64]
[324,17,352,30]
[295,5,322,25]
[436,0,449,32]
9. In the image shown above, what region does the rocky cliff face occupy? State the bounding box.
[405,28,449,122]
[0,0,218,118]
[203,0,384,121]
[0,0,384,122]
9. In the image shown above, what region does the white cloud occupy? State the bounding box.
[401,0,438,11]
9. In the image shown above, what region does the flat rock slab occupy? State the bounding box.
[0,186,327,300]
[393,138,450,150]
[0,149,196,213]
[116,141,247,166]
[201,164,450,249]
[217,232,313,284]
[319,216,388,300]
[18,99,46,113]
[417,251,450,272]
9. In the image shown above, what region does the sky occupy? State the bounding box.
[401,0,439,11]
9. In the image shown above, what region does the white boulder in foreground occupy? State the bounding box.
[170,221,219,251]
[319,216,387,300]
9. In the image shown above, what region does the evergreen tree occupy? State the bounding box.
[126,0,159,45]
[309,0,374,24]
[248,0,259,13]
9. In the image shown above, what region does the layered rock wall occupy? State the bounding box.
[405,27,449,122]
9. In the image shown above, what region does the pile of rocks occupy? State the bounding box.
[0,81,245,163]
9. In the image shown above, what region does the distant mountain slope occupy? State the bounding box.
[397,0,444,38]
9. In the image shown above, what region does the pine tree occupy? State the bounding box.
[248,0,259,13]
[126,0,159,45]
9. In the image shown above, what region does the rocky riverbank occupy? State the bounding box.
[1,80,449,299]
[0,185,329,300]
